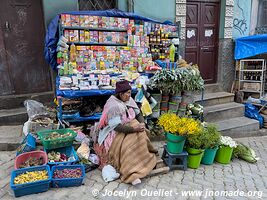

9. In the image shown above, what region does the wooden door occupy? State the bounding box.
[185,0,220,84]
[0,0,51,95]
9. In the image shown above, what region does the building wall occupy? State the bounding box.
[42,0,78,27]
[176,0,235,91]
[232,0,252,39]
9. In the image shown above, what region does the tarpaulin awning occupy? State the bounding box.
[44,9,175,70]
[235,34,267,60]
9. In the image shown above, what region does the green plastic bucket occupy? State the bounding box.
[165,133,186,154]
[186,147,204,169]
[215,146,233,164]
[201,146,218,165]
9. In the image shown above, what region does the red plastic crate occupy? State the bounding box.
[14,151,48,170]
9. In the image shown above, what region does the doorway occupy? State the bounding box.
[185,0,220,84]
[0,0,52,95]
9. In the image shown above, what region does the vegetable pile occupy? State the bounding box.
[48,151,68,162]
[233,143,259,163]
[14,170,48,184]
[19,157,44,168]
[44,132,72,140]
[53,168,82,179]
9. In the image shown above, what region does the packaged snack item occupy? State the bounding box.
[127,35,133,46]
[89,16,94,27]
[133,35,140,47]
[63,30,70,42]
[98,16,103,28]
[113,17,119,28]
[98,32,103,43]
[84,31,90,42]
[64,14,70,26]
[69,30,74,42]
[61,14,66,26]
[80,30,85,42]
[93,16,99,27]
[84,15,90,27]
[73,30,79,42]
[109,17,115,28]
[79,15,86,27]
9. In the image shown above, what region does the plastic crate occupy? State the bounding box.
[45,146,79,166]
[10,165,51,197]
[51,165,85,188]
[14,150,48,170]
[16,134,36,156]
[37,129,77,150]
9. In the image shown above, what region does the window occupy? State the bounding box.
[256,0,267,34]
[78,0,117,11]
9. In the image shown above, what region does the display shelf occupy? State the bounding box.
[240,70,263,72]
[239,80,262,83]
[66,42,127,46]
[61,26,127,32]
[237,59,266,98]
[57,14,180,123]
[240,90,261,93]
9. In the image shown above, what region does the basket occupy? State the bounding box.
[51,165,85,188]
[10,165,51,197]
[45,146,79,166]
[14,150,48,170]
[37,129,77,150]
[16,134,36,156]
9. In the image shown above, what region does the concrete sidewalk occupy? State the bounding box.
[1,136,267,200]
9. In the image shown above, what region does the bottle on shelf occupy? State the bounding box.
[169,43,175,62]
[70,43,77,62]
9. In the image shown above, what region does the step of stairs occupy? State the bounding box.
[0,108,27,126]
[0,125,23,151]
[204,102,245,123]
[214,117,260,138]
[0,91,54,109]
[195,92,235,106]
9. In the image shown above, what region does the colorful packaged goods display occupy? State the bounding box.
[57,14,178,91]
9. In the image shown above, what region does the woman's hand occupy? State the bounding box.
[133,123,145,132]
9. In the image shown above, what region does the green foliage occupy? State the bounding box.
[186,123,221,149]
[201,124,221,149]
[148,66,204,94]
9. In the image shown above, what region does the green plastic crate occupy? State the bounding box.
[37,129,77,150]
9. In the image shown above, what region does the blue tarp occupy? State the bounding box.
[44,9,174,70]
[235,34,267,60]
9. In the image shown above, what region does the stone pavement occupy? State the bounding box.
[1,136,267,200]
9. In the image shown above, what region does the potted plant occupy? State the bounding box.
[215,136,237,164]
[185,126,206,169]
[201,124,221,165]
[158,113,201,154]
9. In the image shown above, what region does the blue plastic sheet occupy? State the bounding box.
[235,34,267,60]
[244,103,263,128]
[44,9,175,70]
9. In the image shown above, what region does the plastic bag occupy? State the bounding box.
[102,165,120,182]
[245,103,263,128]
[77,143,90,160]
[24,100,48,121]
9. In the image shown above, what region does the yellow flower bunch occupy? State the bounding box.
[158,113,201,135]
[158,113,180,134]
[176,117,201,135]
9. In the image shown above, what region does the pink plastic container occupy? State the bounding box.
[14,150,48,169]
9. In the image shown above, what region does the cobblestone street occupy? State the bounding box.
[1,136,267,200]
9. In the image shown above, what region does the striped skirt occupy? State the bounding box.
[108,119,158,183]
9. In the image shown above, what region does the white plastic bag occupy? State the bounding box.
[102,165,120,182]
[24,100,48,121]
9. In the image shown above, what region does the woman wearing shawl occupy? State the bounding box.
[94,80,158,185]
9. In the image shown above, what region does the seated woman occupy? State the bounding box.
[94,80,158,185]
